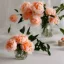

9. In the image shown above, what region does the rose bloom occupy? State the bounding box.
[20,2,32,13]
[30,15,41,26]
[45,7,56,16]
[22,8,32,20]
[61,37,64,41]
[6,39,17,51]
[49,16,58,24]
[21,40,34,54]
[11,34,28,44]
[9,14,18,22]
[32,1,44,15]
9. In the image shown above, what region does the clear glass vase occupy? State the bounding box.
[15,50,28,60]
[42,24,53,37]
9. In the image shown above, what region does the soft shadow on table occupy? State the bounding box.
[55,47,64,51]
[53,44,64,51]
[53,44,58,46]
[33,51,48,56]
[0,56,16,61]
[45,41,56,44]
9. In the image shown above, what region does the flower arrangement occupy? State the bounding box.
[6,26,51,60]
[41,3,64,35]
[53,3,64,34]
[8,2,64,36]
[6,34,34,60]
[9,2,43,26]
[7,1,64,59]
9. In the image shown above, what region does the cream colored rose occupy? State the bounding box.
[32,1,44,15]
[45,7,56,16]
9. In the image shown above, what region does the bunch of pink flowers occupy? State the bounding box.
[9,1,59,26]
[10,1,44,26]
[20,1,44,25]
[45,7,59,24]
[6,34,34,54]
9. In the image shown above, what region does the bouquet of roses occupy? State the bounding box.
[6,26,51,60]
[6,34,34,60]
[9,2,43,26]
[6,1,64,59]
[8,2,64,37]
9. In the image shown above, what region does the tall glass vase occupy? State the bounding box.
[42,23,53,37]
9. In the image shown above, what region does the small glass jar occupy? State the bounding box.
[15,50,28,60]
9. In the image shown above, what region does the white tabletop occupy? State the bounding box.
[0,34,64,64]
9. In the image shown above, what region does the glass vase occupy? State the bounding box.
[42,24,53,37]
[15,50,28,60]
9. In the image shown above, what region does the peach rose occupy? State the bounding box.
[22,8,32,20]
[11,34,28,44]
[20,2,32,13]
[61,37,64,41]
[49,16,58,24]
[32,1,44,15]
[21,40,34,54]
[30,15,41,26]
[9,14,18,22]
[45,7,56,16]
[6,39,17,51]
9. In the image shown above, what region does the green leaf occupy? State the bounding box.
[18,17,23,23]
[56,3,64,14]
[40,43,46,51]
[53,6,58,8]
[20,14,22,16]
[14,9,18,12]
[60,3,64,7]
[59,15,64,20]
[60,28,64,34]
[35,39,41,51]
[34,39,51,55]
[28,34,39,41]
[47,44,50,50]
[20,26,25,34]
[8,26,11,33]
[48,51,51,56]
[56,8,61,13]
[26,27,30,35]
[35,43,40,51]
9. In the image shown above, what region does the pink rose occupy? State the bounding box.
[11,34,28,44]
[20,2,32,13]
[32,1,44,16]
[21,40,34,54]
[22,8,32,20]
[30,15,41,26]
[6,39,17,51]
[9,14,18,22]
[61,37,64,41]
[49,16,59,24]
[45,7,56,16]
